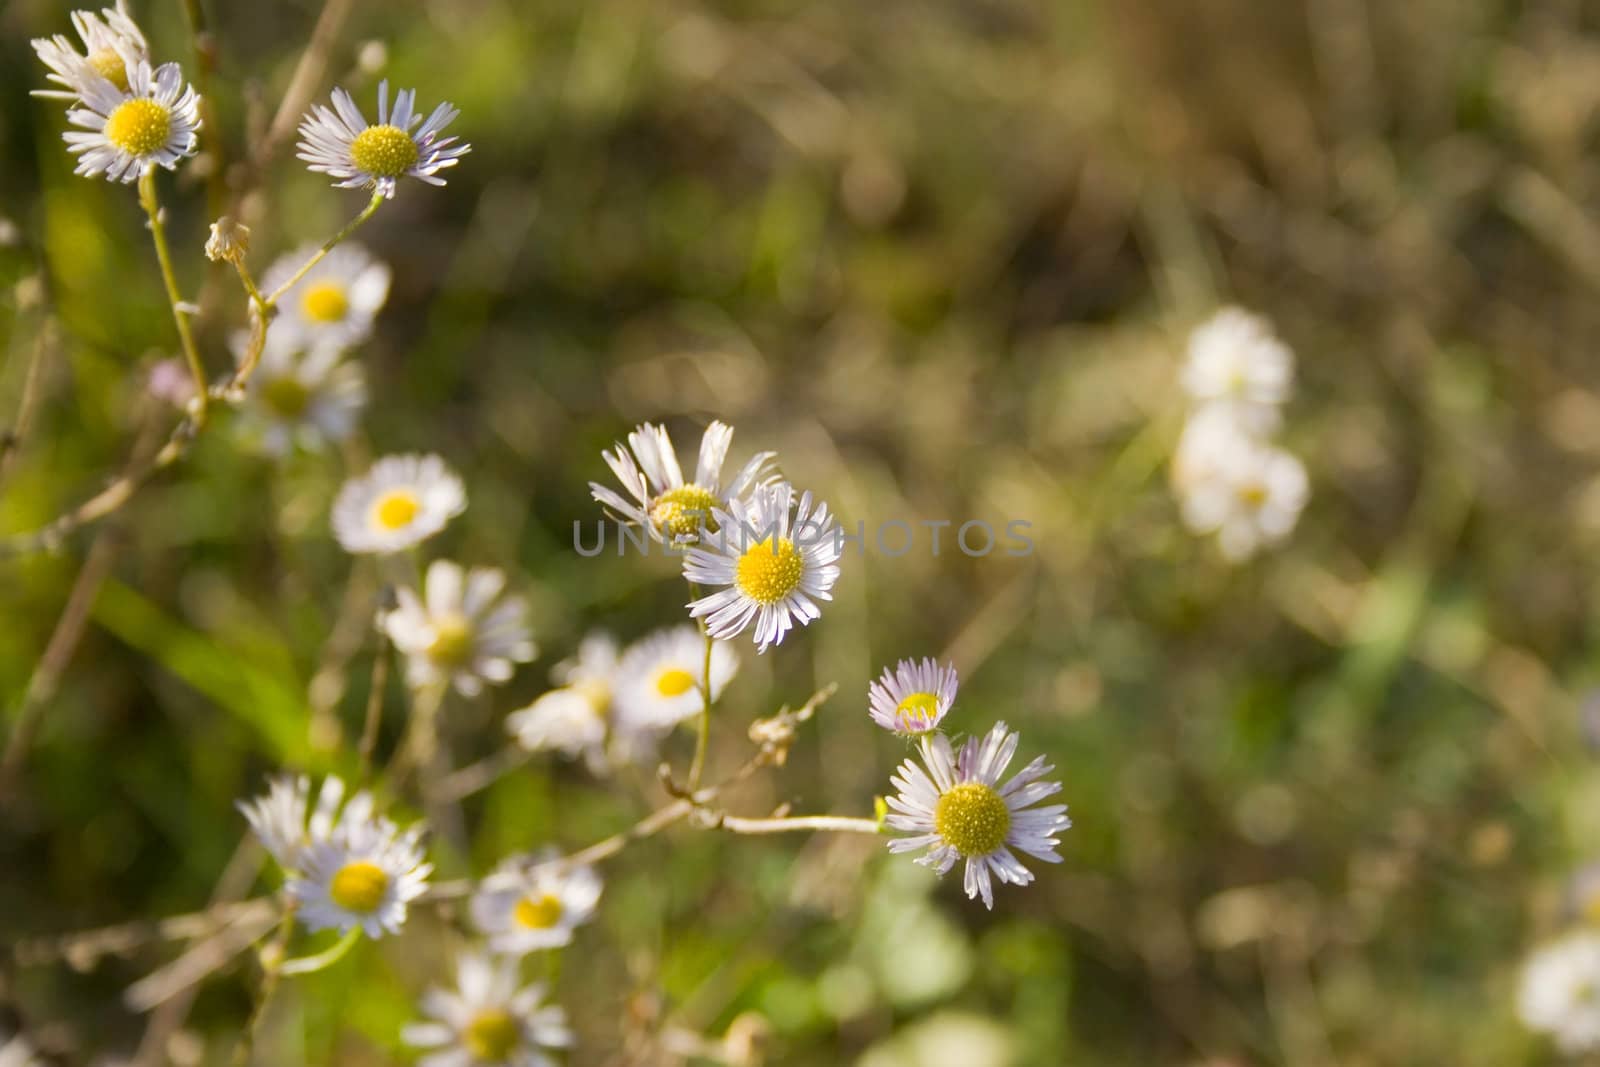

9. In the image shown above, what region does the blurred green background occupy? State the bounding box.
[5,0,1600,1063]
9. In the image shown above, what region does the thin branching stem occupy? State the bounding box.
[138,170,207,422]
[264,192,385,306]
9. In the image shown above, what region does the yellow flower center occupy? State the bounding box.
[463,1008,520,1061]
[300,281,350,324]
[933,782,1011,857]
[1237,481,1269,508]
[427,613,476,666]
[514,892,565,930]
[104,98,171,157]
[261,375,310,418]
[371,489,421,531]
[649,485,720,540]
[655,667,696,698]
[1583,889,1600,927]
[350,124,419,178]
[893,692,941,733]
[328,861,389,913]
[734,536,803,606]
[574,679,611,720]
[88,48,129,91]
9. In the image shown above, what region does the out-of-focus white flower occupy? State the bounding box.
[1519,932,1600,1054]
[62,60,201,183]
[402,952,571,1067]
[471,852,603,954]
[258,243,390,349]
[1181,306,1294,434]
[590,420,778,544]
[612,625,738,732]
[297,80,469,199]
[384,560,537,697]
[235,331,365,456]
[31,3,149,101]
[331,453,465,554]
[506,633,619,766]
[1173,411,1309,563]
[0,1030,43,1067]
[237,773,354,873]
[868,657,958,736]
[684,481,842,652]
[885,722,1070,909]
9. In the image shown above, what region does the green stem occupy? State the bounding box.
[137,170,207,422]
[278,924,361,976]
[264,192,385,306]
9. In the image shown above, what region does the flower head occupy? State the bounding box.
[683,481,842,652]
[1173,410,1308,562]
[590,420,778,544]
[885,722,1070,909]
[403,952,572,1067]
[332,453,466,554]
[1520,932,1600,1054]
[259,243,391,349]
[612,625,738,734]
[297,80,469,199]
[235,331,365,456]
[62,60,201,183]
[1181,307,1294,434]
[31,3,149,101]
[384,560,537,697]
[237,773,354,872]
[506,633,619,766]
[470,852,603,955]
[288,807,431,939]
[869,657,958,736]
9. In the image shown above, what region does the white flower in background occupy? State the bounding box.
[470,852,603,955]
[506,633,619,765]
[384,560,537,697]
[331,453,465,554]
[1519,932,1600,1054]
[288,807,431,938]
[237,773,357,872]
[0,1030,43,1067]
[297,80,469,199]
[684,481,842,652]
[235,332,365,456]
[590,420,777,544]
[31,2,149,101]
[1181,306,1294,434]
[1173,411,1309,563]
[885,722,1070,909]
[62,60,201,183]
[404,952,571,1067]
[259,243,391,349]
[612,625,738,732]
[869,657,958,736]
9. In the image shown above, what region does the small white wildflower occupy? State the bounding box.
[470,852,603,955]
[237,773,351,872]
[62,60,201,183]
[288,808,431,939]
[1181,306,1294,434]
[296,80,469,199]
[611,625,738,736]
[331,453,466,554]
[31,2,149,102]
[683,481,842,652]
[886,722,1070,910]
[384,560,537,697]
[506,633,619,765]
[258,243,391,349]
[590,420,778,544]
[402,952,572,1067]
[1519,932,1600,1054]
[869,657,959,736]
[235,331,365,456]
[204,216,251,264]
[1173,410,1308,563]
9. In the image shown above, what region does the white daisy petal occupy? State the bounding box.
[332,452,466,554]
[297,80,470,198]
[384,559,537,697]
[403,951,570,1064]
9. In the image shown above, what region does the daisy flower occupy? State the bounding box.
[62,60,201,183]
[590,420,777,544]
[288,806,432,939]
[683,481,842,652]
[885,721,1070,909]
[1173,412,1309,563]
[384,560,537,697]
[31,2,148,101]
[258,243,391,349]
[1519,932,1600,1054]
[869,657,959,736]
[1180,306,1294,434]
[402,952,572,1067]
[235,331,365,456]
[506,633,619,765]
[331,453,466,554]
[296,80,469,199]
[0,1030,43,1067]
[612,625,738,732]
[237,773,357,872]
[470,852,603,954]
